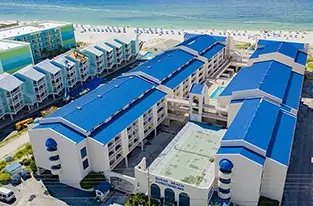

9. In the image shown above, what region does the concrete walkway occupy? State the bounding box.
[0,131,30,159]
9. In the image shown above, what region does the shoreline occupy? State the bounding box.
[3,20,313,49]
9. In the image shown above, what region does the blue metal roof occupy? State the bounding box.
[91,89,166,144]
[190,83,205,94]
[35,123,85,144]
[223,98,280,153]
[162,60,204,89]
[283,72,304,110]
[46,76,155,132]
[202,43,225,60]
[184,33,226,42]
[266,111,296,166]
[130,49,195,82]
[251,41,305,62]
[5,162,22,173]
[217,146,265,166]
[180,35,218,53]
[257,39,305,50]
[295,51,307,66]
[220,60,292,100]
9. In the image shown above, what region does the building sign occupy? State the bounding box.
[155,177,184,191]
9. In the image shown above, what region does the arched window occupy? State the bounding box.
[179,192,190,206]
[164,188,175,204]
[151,184,161,199]
[193,96,199,104]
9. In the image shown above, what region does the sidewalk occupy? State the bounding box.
[0,131,30,159]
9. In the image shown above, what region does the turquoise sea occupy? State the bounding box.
[0,0,313,30]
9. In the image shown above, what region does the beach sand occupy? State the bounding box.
[15,20,313,51]
[71,23,313,48]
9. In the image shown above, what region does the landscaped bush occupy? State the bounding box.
[258,196,279,206]
[0,172,11,184]
[21,158,31,166]
[29,160,37,172]
[125,194,159,206]
[0,160,7,171]
[79,172,105,189]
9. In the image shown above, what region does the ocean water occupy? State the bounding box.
[0,0,313,30]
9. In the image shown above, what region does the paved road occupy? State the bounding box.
[0,131,30,160]
[282,98,313,206]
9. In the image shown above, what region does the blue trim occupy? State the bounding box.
[219,178,231,184]
[49,155,60,161]
[218,188,230,194]
[51,164,61,170]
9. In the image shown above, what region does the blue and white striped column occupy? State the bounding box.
[218,159,233,199]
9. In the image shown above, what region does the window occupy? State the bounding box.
[80,147,87,159]
[83,159,89,170]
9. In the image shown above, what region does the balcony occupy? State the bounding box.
[218,180,231,190]
[51,164,62,175]
[49,155,60,161]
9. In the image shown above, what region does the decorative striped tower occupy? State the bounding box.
[218,159,233,199]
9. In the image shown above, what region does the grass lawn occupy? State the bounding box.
[80,172,106,189]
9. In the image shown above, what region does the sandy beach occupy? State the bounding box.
[70,23,313,49]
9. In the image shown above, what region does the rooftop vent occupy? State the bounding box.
[147,65,152,69]
[129,76,133,79]
[97,94,103,98]
[76,107,82,110]
[158,60,162,62]
[114,85,119,88]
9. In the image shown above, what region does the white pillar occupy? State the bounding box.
[125,155,129,168]
[141,141,144,151]
[10,114,13,120]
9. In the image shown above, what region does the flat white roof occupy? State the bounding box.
[35,59,61,75]
[15,65,45,81]
[106,40,122,48]
[0,73,23,92]
[0,21,69,40]
[115,35,135,44]
[0,40,29,51]
[150,122,226,188]
[53,55,75,67]
[82,46,103,57]
[95,43,113,52]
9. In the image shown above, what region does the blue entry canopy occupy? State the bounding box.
[95,181,112,193]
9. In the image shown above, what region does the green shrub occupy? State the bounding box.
[29,160,37,172]
[21,159,31,166]
[0,161,7,171]
[258,196,279,206]
[0,172,11,184]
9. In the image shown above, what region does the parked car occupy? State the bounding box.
[10,174,22,185]
[20,168,31,180]
[0,187,15,202]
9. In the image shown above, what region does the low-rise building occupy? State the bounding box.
[0,40,34,74]
[0,73,24,119]
[66,50,90,82]
[81,46,105,76]
[14,65,49,107]
[51,56,78,88]
[105,40,123,66]
[35,59,64,98]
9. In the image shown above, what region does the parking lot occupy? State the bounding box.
[282,88,313,206]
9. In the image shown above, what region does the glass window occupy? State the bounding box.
[83,159,89,170]
[80,147,87,159]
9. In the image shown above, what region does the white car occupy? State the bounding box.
[0,187,15,202]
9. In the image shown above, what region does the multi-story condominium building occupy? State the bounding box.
[66,50,90,82]
[0,40,34,74]
[0,21,76,64]
[14,65,49,107]
[35,59,64,98]
[81,46,105,76]
[94,43,114,73]
[115,36,139,61]
[0,73,25,119]
[30,75,167,188]
[51,56,78,88]
[28,35,308,206]
[105,40,123,66]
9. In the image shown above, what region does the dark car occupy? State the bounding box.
[10,174,22,185]
[20,168,31,180]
